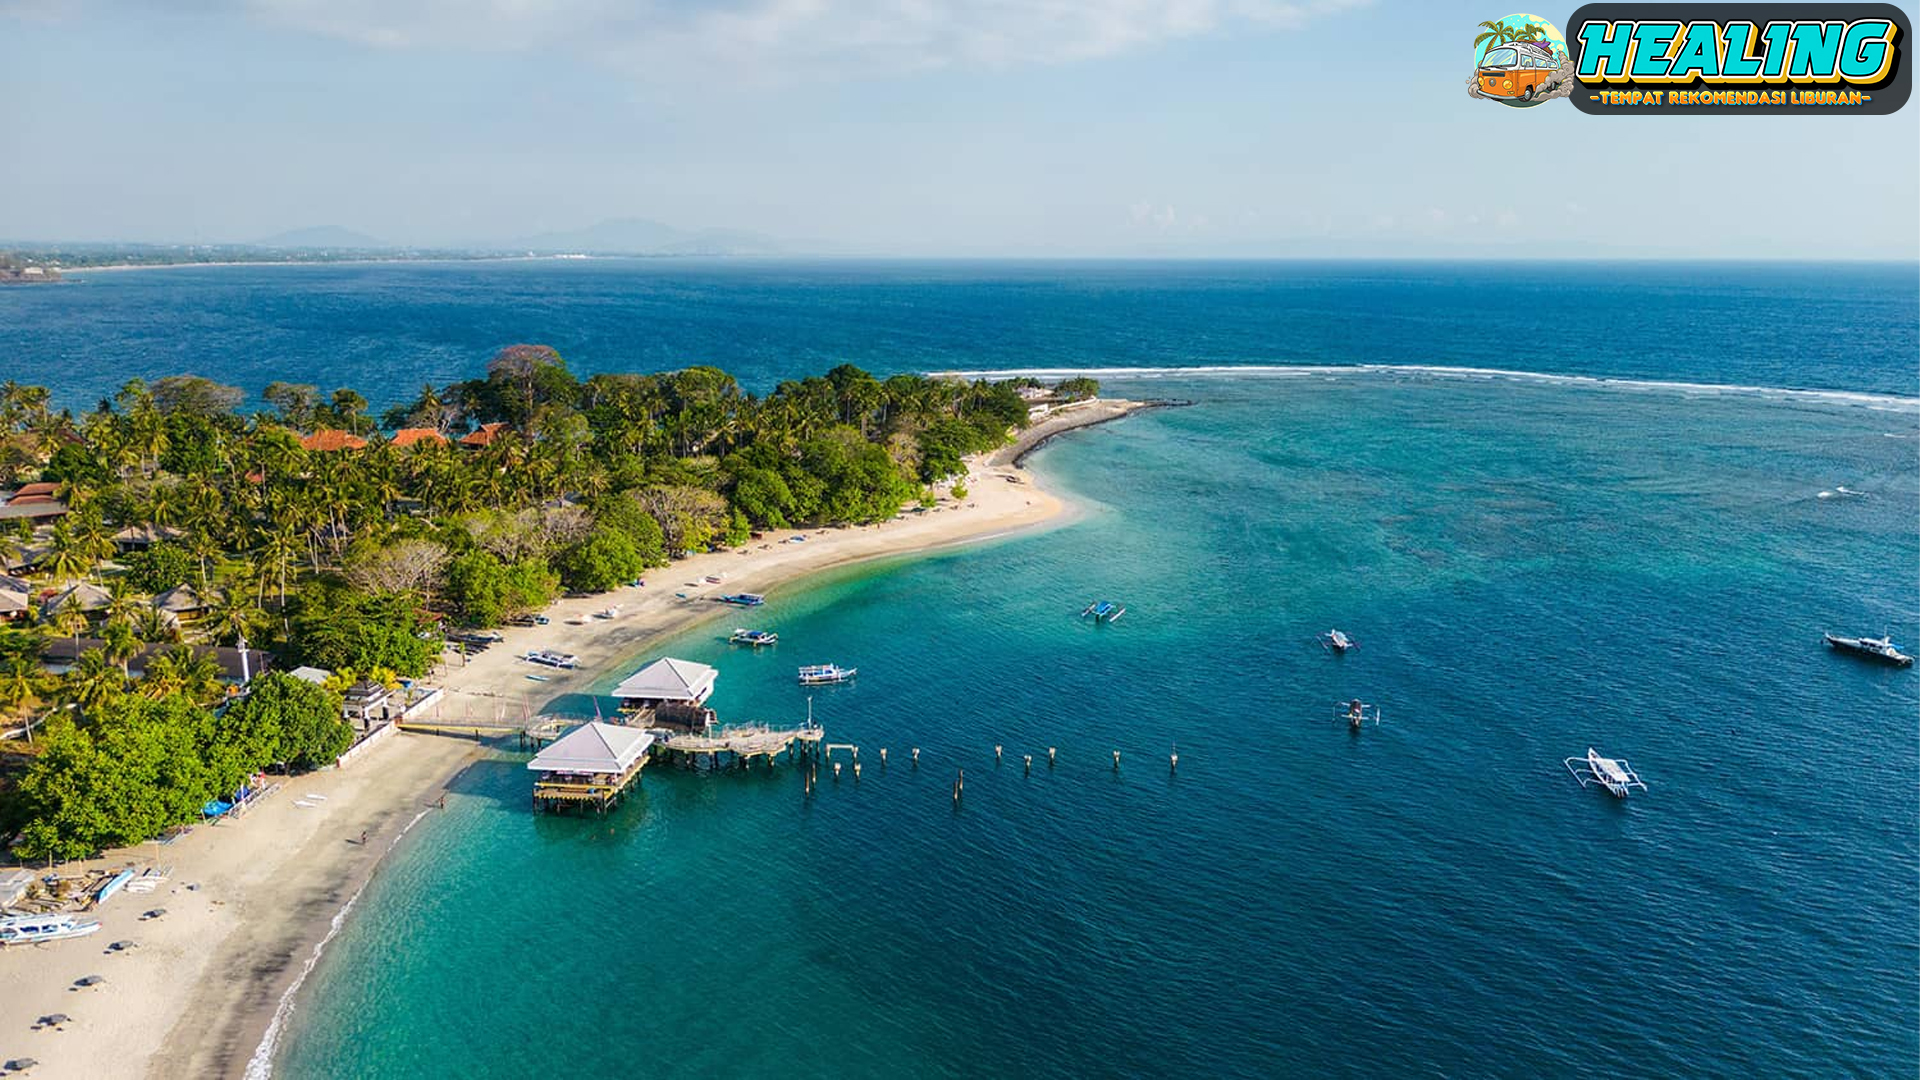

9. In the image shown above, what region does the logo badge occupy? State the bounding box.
[1470,14,1574,107]
[1566,4,1911,114]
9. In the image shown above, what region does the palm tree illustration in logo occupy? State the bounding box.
[1475,18,1547,52]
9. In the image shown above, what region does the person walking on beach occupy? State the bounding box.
[359,830,368,845]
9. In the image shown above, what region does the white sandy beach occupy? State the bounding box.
[0,399,1150,1080]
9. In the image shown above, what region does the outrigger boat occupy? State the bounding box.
[798,663,856,685]
[716,593,766,607]
[1336,698,1380,730]
[1564,747,1647,798]
[1824,633,1913,667]
[525,649,579,669]
[0,913,102,947]
[730,628,779,647]
[1321,629,1355,653]
[1081,601,1126,623]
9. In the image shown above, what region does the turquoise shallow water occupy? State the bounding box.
[273,371,1918,1078]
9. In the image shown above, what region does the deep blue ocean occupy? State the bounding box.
[3,259,1916,407]
[5,261,1916,1077]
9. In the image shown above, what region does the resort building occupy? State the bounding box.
[40,638,268,686]
[113,523,186,552]
[389,427,447,449]
[341,680,396,724]
[0,483,68,524]
[459,422,511,449]
[527,721,655,812]
[287,665,332,685]
[40,582,111,619]
[151,583,208,616]
[612,657,718,730]
[299,428,369,452]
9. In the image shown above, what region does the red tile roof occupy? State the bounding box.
[460,422,510,448]
[11,482,58,498]
[300,429,369,452]
[390,427,447,449]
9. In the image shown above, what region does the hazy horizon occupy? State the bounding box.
[4,1,1917,258]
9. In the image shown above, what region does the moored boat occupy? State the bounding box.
[0,914,102,947]
[1824,633,1913,667]
[525,649,579,669]
[730,628,779,647]
[716,593,766,607]
[1564,747,1647,798]
[1081,600,1126,623]
[1322,629,1355,653]
[798,663,856,685]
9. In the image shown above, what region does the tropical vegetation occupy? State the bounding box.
[0,352,1083,859]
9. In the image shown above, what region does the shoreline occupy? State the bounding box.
[0,399,1156,1080]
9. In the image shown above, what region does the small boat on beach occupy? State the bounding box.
[716,593,766,607]
[1564,747,1647,798]
[1081,601,1125,623]
[1,914,102,947]
[730,628,779,647]
[1321,629,1355,653]
[798,663,856,685]
[525,649,579,669]
[1824,633,1913,667]
[594,606,621,619]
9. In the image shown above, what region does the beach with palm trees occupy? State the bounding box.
[0,409,1144,1079]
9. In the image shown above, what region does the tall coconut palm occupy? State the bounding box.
[0,653,48,728]
[101,617,141,677]
[204,588,262,647]
[62,648,126,713]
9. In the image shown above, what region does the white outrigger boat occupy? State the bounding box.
[1564,747,1647,798]
[730,628,778,647]
[525,649,579,669]
[1321,629,1355,653]
[798,663,856,685]
[0,913,102,947]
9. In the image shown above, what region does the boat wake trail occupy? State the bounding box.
[926,364,1920,411]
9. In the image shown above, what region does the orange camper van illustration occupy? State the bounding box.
[1477,40,1559,101]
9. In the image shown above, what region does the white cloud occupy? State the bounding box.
[229,0,1365,80]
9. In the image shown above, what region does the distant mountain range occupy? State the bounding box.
[253,225,392,250]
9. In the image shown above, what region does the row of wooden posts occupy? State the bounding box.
[798,741,1179,798]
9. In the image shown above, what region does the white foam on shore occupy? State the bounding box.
[242,805,437,1080]
[928,364,1920,411]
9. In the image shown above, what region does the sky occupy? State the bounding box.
[1,0,1916,257]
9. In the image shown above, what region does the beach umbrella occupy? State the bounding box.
[74,975,105,987]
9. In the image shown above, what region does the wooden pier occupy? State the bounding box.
[652,724,824,770]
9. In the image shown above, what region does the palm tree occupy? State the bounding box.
[1475,19,1516,51]
[135,604,182,646]
[0,653,48,732]
[141,646,222,704]
[204,588,262,647]
[44,520,94,585]
[63,648,126,713]
[101,617,142,677]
